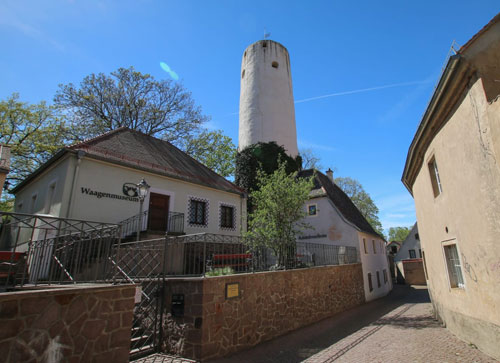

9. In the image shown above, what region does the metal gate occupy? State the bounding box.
[111,238,167,359]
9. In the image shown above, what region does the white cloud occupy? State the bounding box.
[0,2,66,52]
[294,80,432,104]
[298,139,335,152]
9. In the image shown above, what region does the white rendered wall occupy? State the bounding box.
[239,40,298,157]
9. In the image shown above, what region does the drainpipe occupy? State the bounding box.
[66,150,85,218]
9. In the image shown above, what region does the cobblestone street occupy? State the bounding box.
[208,285,497,363]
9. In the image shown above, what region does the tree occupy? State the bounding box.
[54,67,208,143]
[0,94,69,191]
[300,148,323,170]
[181,129,236,178]
[388,226,411,242]
[245,162,314,268]
[235,141,302,196]
[334,176,384,237]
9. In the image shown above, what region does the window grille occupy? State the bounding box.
[220,205,235,229]
[409,249,416,259]
[188,197,209,226]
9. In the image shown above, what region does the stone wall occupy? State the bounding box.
[163,263,364,361]
[0,284,136,363]
[402,259,426,285]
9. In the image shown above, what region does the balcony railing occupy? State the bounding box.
[119,210,184,239]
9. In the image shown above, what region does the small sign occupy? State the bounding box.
[135,286,142,304]
[225,282,240,299]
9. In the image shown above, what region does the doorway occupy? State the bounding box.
[148,192,170,232]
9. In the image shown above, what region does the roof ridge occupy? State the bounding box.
[459,12,500,53]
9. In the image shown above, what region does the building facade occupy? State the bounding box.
[11,128,247,246]
[402,14,500,360]
[299,169,392,301]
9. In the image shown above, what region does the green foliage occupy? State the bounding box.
[54,66,208,144]
[0,197,14,212]
[388,226,411,242]
[0,93,69,192]
[334,176,384,237]
[235,142,302,202]
[205,266,234,276]
[181,129,236,178]
[245,162,314,268]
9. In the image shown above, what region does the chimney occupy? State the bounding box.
[326,168,334,182]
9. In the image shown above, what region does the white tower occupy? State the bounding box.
[238,40,298,157]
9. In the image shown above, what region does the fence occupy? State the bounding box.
[0,212,120,288]
[165,233,360,277]
[119,210,185,239]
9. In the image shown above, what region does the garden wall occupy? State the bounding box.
[163,263,364,361]
[0,284,136,363]
[402,259,426,285]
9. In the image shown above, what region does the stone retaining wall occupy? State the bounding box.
[0,284,136,363]
[402,259,426,285]
[164,263,364,361]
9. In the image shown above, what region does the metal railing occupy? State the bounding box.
[0,212,120,289]
[119,210,185,239]
[165,233,360,277]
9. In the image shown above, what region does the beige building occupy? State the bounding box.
[10,128,247,246]
[402,14,500,360]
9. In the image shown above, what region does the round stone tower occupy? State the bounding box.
[238,40,298,157]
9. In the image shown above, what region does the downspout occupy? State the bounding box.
[66,150,85,218]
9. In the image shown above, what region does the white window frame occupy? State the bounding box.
[441,239,465,289]
[306,203,318,217]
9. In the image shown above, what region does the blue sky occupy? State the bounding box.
[1,1,499,232]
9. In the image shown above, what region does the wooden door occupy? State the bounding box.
[148,193,170,232]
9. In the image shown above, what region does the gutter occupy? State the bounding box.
[401,54,462,195]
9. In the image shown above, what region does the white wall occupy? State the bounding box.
[68,157,246,235]
[358,232,393,301]
[394,224,421,262]
[14,155,74,217]
[300,196,392,301]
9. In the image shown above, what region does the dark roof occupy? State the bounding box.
[298,169,382,239]
[13,128,244,195]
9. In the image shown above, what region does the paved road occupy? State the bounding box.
[207,285,497,363]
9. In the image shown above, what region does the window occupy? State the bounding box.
[419,249,422,258]
[189,197,208,226]
[30,194,38,214]
[428,156,442,197]
[409,249,416,259]
[443,244,464,288]
[391,246,398,253]
[220,205,235,229]
[376,271,381,288]
[241,69,245,79]
[422,250,429,280]
[368,273,373,291]
[383,269,388,284]
[363,238,367,254]
[272,61,279,68]
[44,181,57,214]
[372,240,377,254]
[307,204,317,216]
[415,233,419,240]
